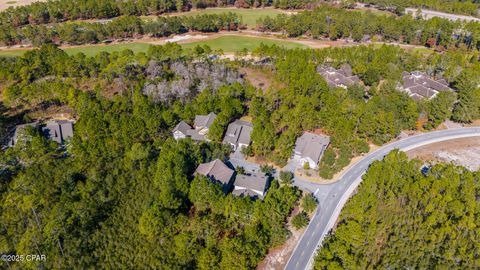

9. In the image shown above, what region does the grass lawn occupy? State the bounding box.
[0,35,306,57]
[181,35,306,52]
[168,8,286,28]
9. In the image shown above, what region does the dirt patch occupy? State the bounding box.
[257,205,305,270]
[407,137,480,171]
[0,0,46,11]
[27,105,74,120]
[240,66,283,92]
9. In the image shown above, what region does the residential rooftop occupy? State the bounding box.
[317,64,361,89]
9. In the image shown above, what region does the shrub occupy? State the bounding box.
[292,211,309,229]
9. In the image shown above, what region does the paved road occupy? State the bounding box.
[229,156,331,198]
[285,127,480,270]
[405,8,480,22]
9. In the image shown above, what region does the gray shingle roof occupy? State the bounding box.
[233,172,269,198]
[194,112,217,129]
[173,121,192,134]
[195,159,234,186]
[401,71,452,99]
[294,132,330,164]
[42,120,74,144]
[317,65,361,88]
[222,120,253,147]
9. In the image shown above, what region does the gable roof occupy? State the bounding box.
[233,172,269,195]
[194,112,217,129]
[317,65,361,88]
[195,159,234,185]
[42,120,74,144]
[401,71,452,99]
[223,120,253,146]
[294,132,330,164]
[173,121,192,134]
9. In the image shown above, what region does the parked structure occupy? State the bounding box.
[232,172,269,199]
[292,132,330,170]
[398,71,452,100]
[172,112,217,141]
[222,120,253,151]
[8,120,74,147]
[317,64,361,89]
[195,159,235,193]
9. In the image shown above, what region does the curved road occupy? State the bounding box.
[285,127,480,270]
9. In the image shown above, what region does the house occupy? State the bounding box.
[8,122,39,147]
[317,64,361,89]
[398,71,452,100]
[172,112,217,141]
[42,120,74,144]
[222,120,253,151]
[194,112,217,135]
[173,121,193,140]
[195,159,235,192]
[8,120,74,147]
[232,172,269,199]
[292,132,330,170]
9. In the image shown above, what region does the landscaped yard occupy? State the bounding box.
[0,35,306,57]
[165,7,288,28]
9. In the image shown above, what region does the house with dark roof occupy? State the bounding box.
[222,120,253,151]
[7,122,39,147]
[8,120,74,147]
[292,132,330,170]
[232,172,269,199]
[398,71,452,100]
[42,120,74,144]
[172,112,217,141]
[317,64,361,89]
[195,159,235,192]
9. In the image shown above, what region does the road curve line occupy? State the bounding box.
[285,127,480,270]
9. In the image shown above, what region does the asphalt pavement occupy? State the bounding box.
[285,127,480,270]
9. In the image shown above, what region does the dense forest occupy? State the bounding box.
[257,6,480,51]
[0,13,242,46]
[314,151,480,269]
[0,44,303,269]
[0,0,317,28]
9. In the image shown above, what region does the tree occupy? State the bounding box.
[236,166,246,175]
[425,91,456,129]
[279,171,294,184]
[452,70,480,123]
[260,164,275,176]
[292,211,309,229]
[302,193,317,214]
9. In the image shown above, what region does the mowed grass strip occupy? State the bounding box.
[0,35,306,57]
[181,35,306,51]
[167,8,286,28]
